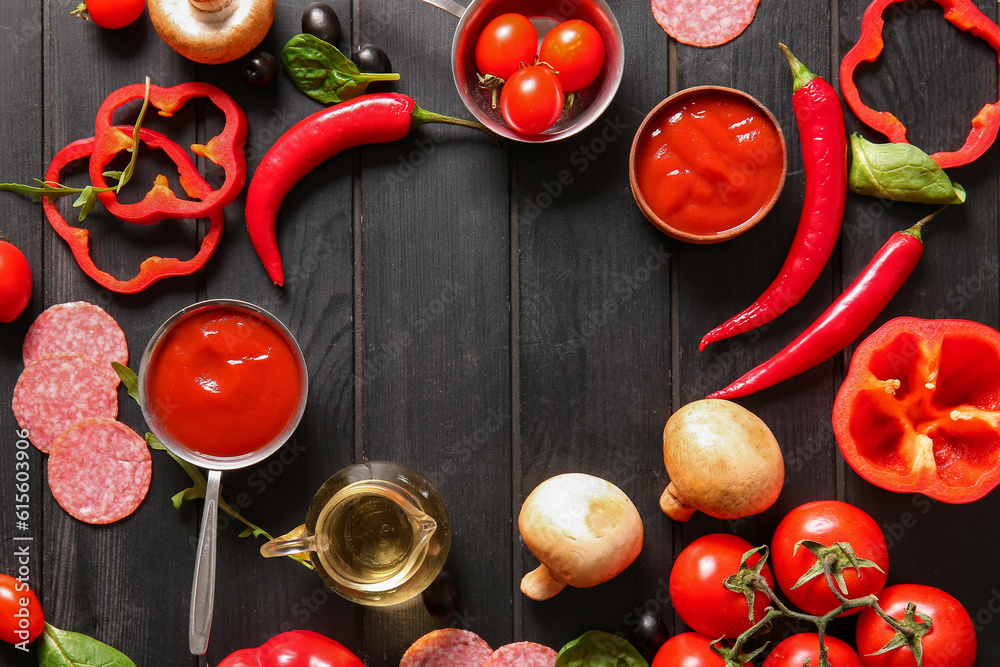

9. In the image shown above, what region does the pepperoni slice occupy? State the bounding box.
[651,0,760,47]
[12,353,120,453]
[48,417,152,524]
[23,302,127,384]
[400,629,493,667]
[484,642,557,667]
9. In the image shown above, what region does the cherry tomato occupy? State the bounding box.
[652,632,725,667]
[855,584,975,667]
[500,65,564,135]
[771,500,888,616]
[0,238,32,323]
[763,633,863,667]
[475,13,538,81]
[538,19,605,91]
[669,533,774,639]
[78,0,146,29]
[0,574,44,646]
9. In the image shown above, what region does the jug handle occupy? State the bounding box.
[417,0,465,19]
[260,525,315,558]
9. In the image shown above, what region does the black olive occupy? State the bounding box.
[422,571,460,620]
[633,611,669,654]
[302,2,342,46]
[242,52,278,85]
[352,44,393,75]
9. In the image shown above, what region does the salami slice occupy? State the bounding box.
[23,302,127,384]
[12,352,119,453]
[48,417,151,524]
[651,0,760,48]
[484,642,557,667]
[400,629,493,667]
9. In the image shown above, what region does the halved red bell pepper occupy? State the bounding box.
[217,630,364,667]
[833,317,1000,503]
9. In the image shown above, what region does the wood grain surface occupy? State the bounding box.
[1,0,998,665]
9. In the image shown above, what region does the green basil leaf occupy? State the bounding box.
[848,133,966,205]
[111,361,139,404]
[38,624,136,667]
[555,630,649,667]
[281,33,400,105]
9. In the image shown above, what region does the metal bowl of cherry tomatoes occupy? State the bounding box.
[445,0,624,142]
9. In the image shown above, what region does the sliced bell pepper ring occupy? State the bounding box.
[217,630,364,667]
[90,81,248,225]
[833,317,1000,503]
[840,0,1000,169]
[43,127,223,294]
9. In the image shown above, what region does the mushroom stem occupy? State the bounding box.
[520,565,568,601]
[659,482,696,521]
[189,0,236,22]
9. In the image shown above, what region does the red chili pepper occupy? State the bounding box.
[90,82,248,224]
[833,317,1000,503]
[43,128,223,294]
[217,630,364,667]
[700,45,847,352]
[840,0,1000,169]
[245,92,494,286]
[707,215,936,400]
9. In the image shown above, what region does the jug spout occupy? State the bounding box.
[260,524,315,558]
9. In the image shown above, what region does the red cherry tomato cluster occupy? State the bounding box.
[474,14,605,135]
[0,237,32,323]
[661,501,977,667]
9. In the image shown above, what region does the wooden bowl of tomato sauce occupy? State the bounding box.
[629,86,787,243]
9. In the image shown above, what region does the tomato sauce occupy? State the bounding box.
[635,91,784,236]
[146,307,302,458]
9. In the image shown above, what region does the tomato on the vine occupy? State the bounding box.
[669,533,774,639]
[0,238,32,323]
[475,13,538,81]
[500,65,564,135]
[74,0,146,30]
[651,632,725,667]
[855,584,975,667]
[538,19,605,91]
[0,574,44,645]
[763,633,863,667]
[771,500,888,616]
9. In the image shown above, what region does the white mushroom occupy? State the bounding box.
[518,473,643,601]
[148,0,276,64]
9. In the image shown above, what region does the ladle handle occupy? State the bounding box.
[189,469,221,655]
[416,0,465,19]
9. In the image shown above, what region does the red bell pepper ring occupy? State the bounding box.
[217,630,364,667]
[90,82,248,225]
[43,127,223,294]
[840,0,1000,169]
[833,317,1000,503]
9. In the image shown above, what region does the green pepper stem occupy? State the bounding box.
[779,43,818,93]
[411,105,501,144]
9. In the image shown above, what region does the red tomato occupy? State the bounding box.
[475,13,538,81]
[538,19,605,91]
[855,584,975,667]
[763,633,863,667]
[652,633,725,667]
[669,533,774,639]
[500,65,564,135]
[771,500,888,616]
[79,0,146,29]
[0,238,32,323]
[0,574,44,646]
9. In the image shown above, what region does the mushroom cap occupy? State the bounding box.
[148,0,276,65]
[518,473,643,589]
[662,399,784,519]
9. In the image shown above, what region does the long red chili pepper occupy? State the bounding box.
[245,93,493,286]
[700,45,846,352]
[707,211,943,400]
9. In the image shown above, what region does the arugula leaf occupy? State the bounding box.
[282,34,400,104]
[38,623,136,667]
[555,631,649,667]
[848,134,966,205]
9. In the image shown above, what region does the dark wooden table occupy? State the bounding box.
[2,0,999,664]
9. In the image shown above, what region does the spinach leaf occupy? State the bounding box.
[282,34,400,105]
[848,134,966,205]
[38,624,136,667]
[555,630,649,667]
